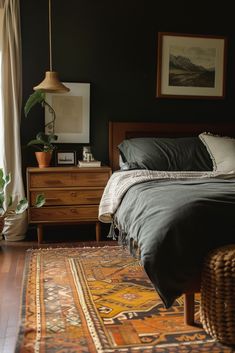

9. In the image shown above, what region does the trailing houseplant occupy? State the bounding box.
[27,132,58,152]
[0,168,45,234]
[24,90,58,167]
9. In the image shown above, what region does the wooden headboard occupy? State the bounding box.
[109,121,235,171]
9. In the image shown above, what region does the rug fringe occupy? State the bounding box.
[26,244,120,253]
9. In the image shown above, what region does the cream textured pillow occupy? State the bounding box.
[199,132,235,173]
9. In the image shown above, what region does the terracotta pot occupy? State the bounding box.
[35,151,53,168]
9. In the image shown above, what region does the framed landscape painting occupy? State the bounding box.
[156,32,227,99]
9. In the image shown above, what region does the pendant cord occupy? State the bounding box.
[49,0,52,71]
[33,0,70,91]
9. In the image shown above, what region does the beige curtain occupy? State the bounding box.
[0,0,27,240]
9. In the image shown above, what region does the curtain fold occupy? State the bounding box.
[0,0,27,240]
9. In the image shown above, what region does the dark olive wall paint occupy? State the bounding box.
[20,0,235,168]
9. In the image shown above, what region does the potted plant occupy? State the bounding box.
[27,132,57,168]
[0,168,45,236]
[24,90,58,168]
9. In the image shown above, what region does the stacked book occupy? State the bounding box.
[78,160,101,167]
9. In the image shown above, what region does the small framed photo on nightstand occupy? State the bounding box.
[55,150,77,166]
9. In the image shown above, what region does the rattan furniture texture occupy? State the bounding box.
[200,244,235,345]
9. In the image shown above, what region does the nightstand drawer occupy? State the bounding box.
[30,171,110,188]
[30,188,104,206]
[26,166,112,243]
[30,205,99,222]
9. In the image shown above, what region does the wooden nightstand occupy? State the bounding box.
[26,166,112,243]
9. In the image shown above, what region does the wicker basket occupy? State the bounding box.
[200,244,235,345]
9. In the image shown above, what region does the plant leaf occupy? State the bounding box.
[48,134,58,143]
[27,139,46,146]
[36,132,57,143]
[3,173,11,194]
[35,194,45,208]
[0,169,11,191]
[36,132,49,142]
[27,132,58,151]
[15,198,29,214]
[24,90,45,117]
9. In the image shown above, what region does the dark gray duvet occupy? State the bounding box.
[113,178,235,308]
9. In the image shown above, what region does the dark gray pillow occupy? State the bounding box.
[118,137,213,171]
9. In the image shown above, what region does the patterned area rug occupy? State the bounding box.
[15,245,234,352]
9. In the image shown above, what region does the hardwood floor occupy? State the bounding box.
[0,229,115,353]
[0,242,27,353]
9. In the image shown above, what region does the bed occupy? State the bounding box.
[99,121,235,325]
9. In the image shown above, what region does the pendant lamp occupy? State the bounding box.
[33,0,70,93]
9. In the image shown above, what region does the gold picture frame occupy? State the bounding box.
[156,32,227,99]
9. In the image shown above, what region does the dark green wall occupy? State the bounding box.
[20,0,235,167]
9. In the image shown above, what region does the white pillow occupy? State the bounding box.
[199,132,235,173]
